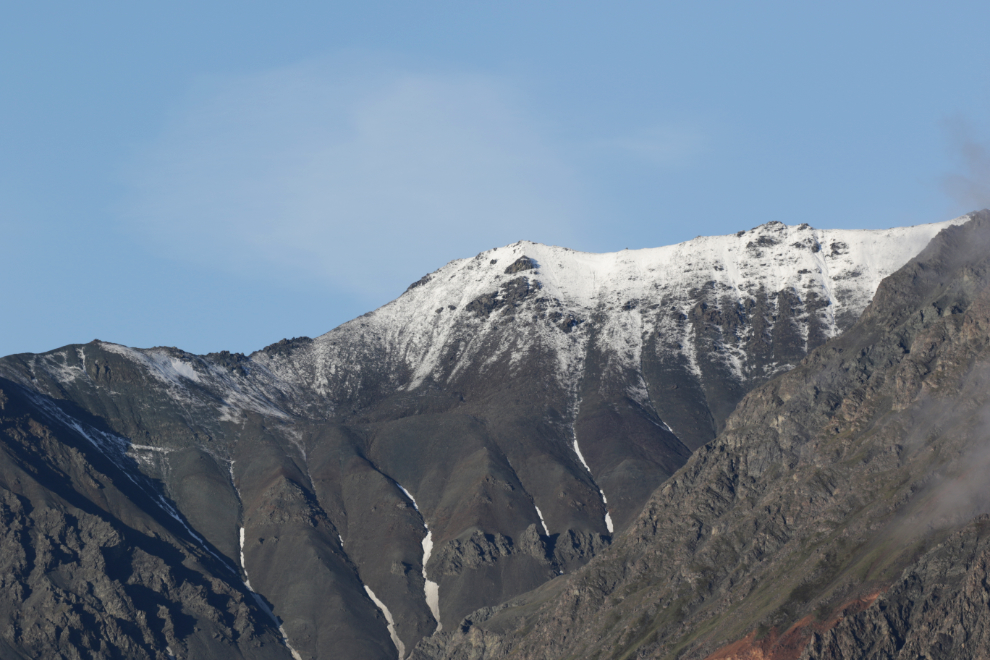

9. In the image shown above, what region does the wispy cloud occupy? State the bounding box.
[120,56,585,300]
[941,117,990,211]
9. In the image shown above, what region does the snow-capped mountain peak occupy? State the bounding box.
[278,217,966,409]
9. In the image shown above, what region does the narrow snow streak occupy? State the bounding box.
[535,505,550,536]
[570,413,614,534]
[240,560,303,660]
[422,531,442,632]
[364,586,405,659]
[397,484,419,510]
[397,482,442,633]
[239,528,252,590]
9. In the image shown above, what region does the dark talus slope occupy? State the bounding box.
[0,219,957,658]
[0,379,297,660]
[415,211,990,660]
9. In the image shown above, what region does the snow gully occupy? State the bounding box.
[569,400,614,534]
[397,483,443,633]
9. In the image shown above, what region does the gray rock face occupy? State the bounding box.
[413,212,990,660]
[0,381,297,660]
[802,517,990,660]
[0,218,966,658]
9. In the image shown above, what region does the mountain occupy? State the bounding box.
[0,216,968,659]
[415,211,990,660]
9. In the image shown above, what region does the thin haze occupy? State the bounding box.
[942,118,990,211]
[897,365,990,532]
[121,58,584,300]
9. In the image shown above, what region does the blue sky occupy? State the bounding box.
[3,2,990,357]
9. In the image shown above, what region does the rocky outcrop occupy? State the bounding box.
[503,256,537,274]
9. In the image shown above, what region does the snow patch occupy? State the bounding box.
[570,399,614,534]
[98,341,294,422]
[396,482,442,634]
[422,529,442,634]
[128,444,172,453]
[397,484,419,511]
[364,586,405,659]
[239,527,252,590]
[44,350,87,384]
[571,436,592,475]
[601,495,614,534]
[421,529,442,633]
[125,443,173,468]
[535,505,550,536]
[168,357,201,382]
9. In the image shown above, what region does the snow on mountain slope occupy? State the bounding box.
[4,217,965,444]
[264,217,967,412]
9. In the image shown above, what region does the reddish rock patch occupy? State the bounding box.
[703,591,883,660]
